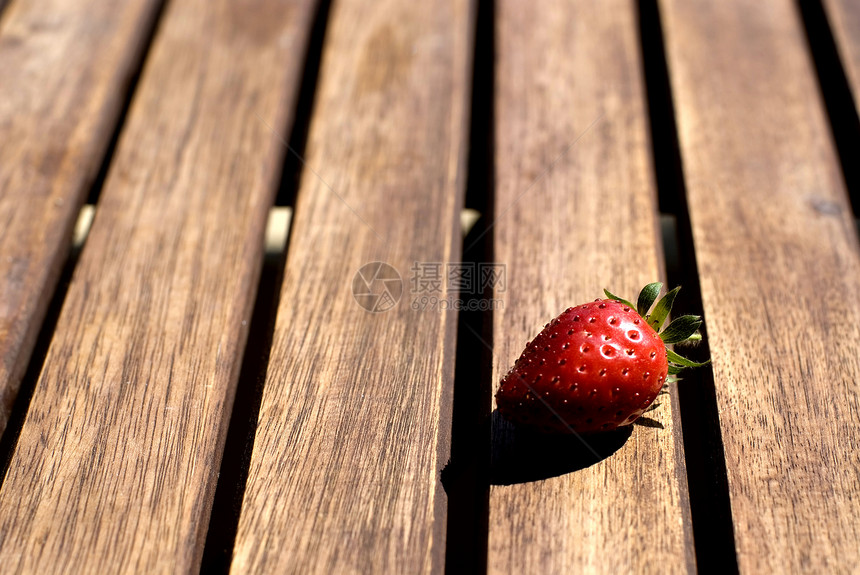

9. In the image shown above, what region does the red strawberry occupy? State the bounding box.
[496,283,708,434]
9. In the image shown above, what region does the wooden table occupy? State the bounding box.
[1,0,859,572]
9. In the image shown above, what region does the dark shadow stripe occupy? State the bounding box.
[638,1,739,573]
[0,0,170,489]
[86,0,170,205]
[0,229,82,488]
[796,0,860,215]
[199,1,332,572]
[274,0,332,208]
[198,242,288,574]
[443,0,494,573]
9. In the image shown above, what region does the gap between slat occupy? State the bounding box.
[796,0,860,218]
[0,0,168,473]
[197,1,331,571]
[83,0,170,206]
[637,0,739,572]
[0,0,168,439]
[442,1,494,571]
[0,232,80,488]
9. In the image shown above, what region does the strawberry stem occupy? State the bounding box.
[605,283,711,377]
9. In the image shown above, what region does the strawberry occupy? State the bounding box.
[495,283,708,433]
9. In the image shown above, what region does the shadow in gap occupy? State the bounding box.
[442,0,495,572]
[199,0,334,571]
[638,0,739,572]
[797,0,860,215]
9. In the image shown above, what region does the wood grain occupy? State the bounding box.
[0,0,163,435]
[0,0,317,572]
[822,0,860,107]
[230,0,473,572]
[487,1,694,573]
[659,0,860,571]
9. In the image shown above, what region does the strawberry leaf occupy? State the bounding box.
[667,364,684,375]
[666,348,710,368]
[637,282,663,317]
[603,288,635,309]
[660,315,703,344]
[648,286,680,331]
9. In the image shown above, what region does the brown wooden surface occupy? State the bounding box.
[0,0,163,435]
[659,0,860,571]
[230,0,473,572]
[4,1,860,571]
[822,0,860,107]
[0,0,317,571]
[487,1,694,573]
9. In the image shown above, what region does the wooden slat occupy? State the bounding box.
[0,0,317,572]
[659,0,860,571]
[0,0,163,434]
[487,1,694,573]
[822,0,860,107]
[230,0,473,572]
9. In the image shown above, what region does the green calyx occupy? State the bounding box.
[604,283,711,376]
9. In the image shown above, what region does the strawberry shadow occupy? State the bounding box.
[489,410,633,485]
